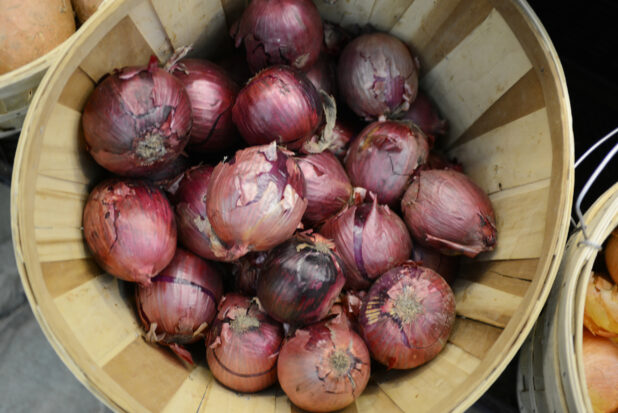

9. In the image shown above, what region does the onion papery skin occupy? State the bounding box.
[328,120,356,160]
[83,179,176,286]
[206,142,307,257]
[278,318,370,412]
[174,165,243,262]
[305,55,337,96]
[232,251,268,296]
[171,59,240,153]
[401,169,497,258]
[257,233,345,325]
[582,329,618,413]
[337,33,419,120]
[421,150,464,173]
[231,0,323,73]
[345,120,429,206]
[136,248,223,364]
[232,66,323,149]
[150,154,190,194]
[401,91,448,141]
[297,151,353,226]
[322,21,351,57]
[207,294,283,392]
[359,262,455,369]
[320,194,413,290]
[82,61,192,177]
[584,272,618,338]
[411,244,460,285]
[606,229,618,284]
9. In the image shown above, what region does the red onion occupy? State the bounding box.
[296,151,353,226]
[422,150,464,173]
[232,65,323,149]
[401,91,448,141]
[231,0,323,73]
[83,179,176,286]
[216,50,252,86]
[206,142,307,258]
[411,244,460,285]
[151,154,191,196]
[82,57,192,177]
[320,194,413,290]
[345,120,429,206]
[136,248,223,364]
[171,58,240,154]
[232,251,268,296]
[401,169,497,258]
[322,21,351,57]
[359,262,455,369]
[207,294,283,392]
[326,120,356,160]
[338,33,419,120]
[278,317,370,412]
[174,165,243,262]
[304,55,336,96]
[257,232,345,325]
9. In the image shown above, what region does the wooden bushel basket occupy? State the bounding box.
[11,0,574,411]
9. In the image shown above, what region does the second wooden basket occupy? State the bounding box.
[12,0,574,411]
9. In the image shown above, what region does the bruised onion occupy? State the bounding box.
[278,318,370,412]
[582,329,618,413]
[171,59,240,153]
[401,91,448,141]
[232,252,269,296]
[605,229,618,284]
[297,151,353,226]
[359,262,455,369]
[83,179,176,286]
[231,0,323,73]
[304,55,336,96]
[345,120,429,206]
[584,272,618,338]
[136,248,223,364]
[82,57,192,177]
[401,169,497,258]
[320,194,413,290]
[412,244,460,285]
[338,33,419,120]
[174,165,242,262]
[257,232,345,325]
[206,142,307,258]
[232,65,323,149]
[207,294,283,392]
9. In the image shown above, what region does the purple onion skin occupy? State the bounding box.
[345,120,429,206]
[401,91,448,142]
[401,169,497,258]
[232,65,323,149]
[338,33,419,120]
[257,233,345,325]
[231,0,323,73]
[322,21,351,57]
[297,152,353,226]
[232,251,269,296]
[83,179,177,287]
[82,61,192,177]
[304,55,337,96]
[320,195,413,290]
[206,142,307,258]
[359,262,455,369]
[171,59,241,154]
[136,248,223,346]
[411,244,459,285]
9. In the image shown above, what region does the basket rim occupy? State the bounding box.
[10,0,575,412]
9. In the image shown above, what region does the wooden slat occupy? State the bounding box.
[128,1,174,62]
[448,317,503,359]
[419,0,493,73]
[448,108,552,194]
[366,0,413,31]
[374,344,480,413]
[163,366,213,413]
[356,381,404,412]
[150,0,229,59]
[390,0,460,53]
[200,381,277,413]
[54,275,139,366]
[460,258,539,282]
[453,68,545,147]
[80,16,156,82]
[58,68,95,112]
[459,265,531,297]
[421,9,532,145]
[315,0,375,28]
[103,337,191,412]
[37,103,102,184]
[42,258,102,298]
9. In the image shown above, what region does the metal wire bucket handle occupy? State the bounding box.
[571,127,618,249]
